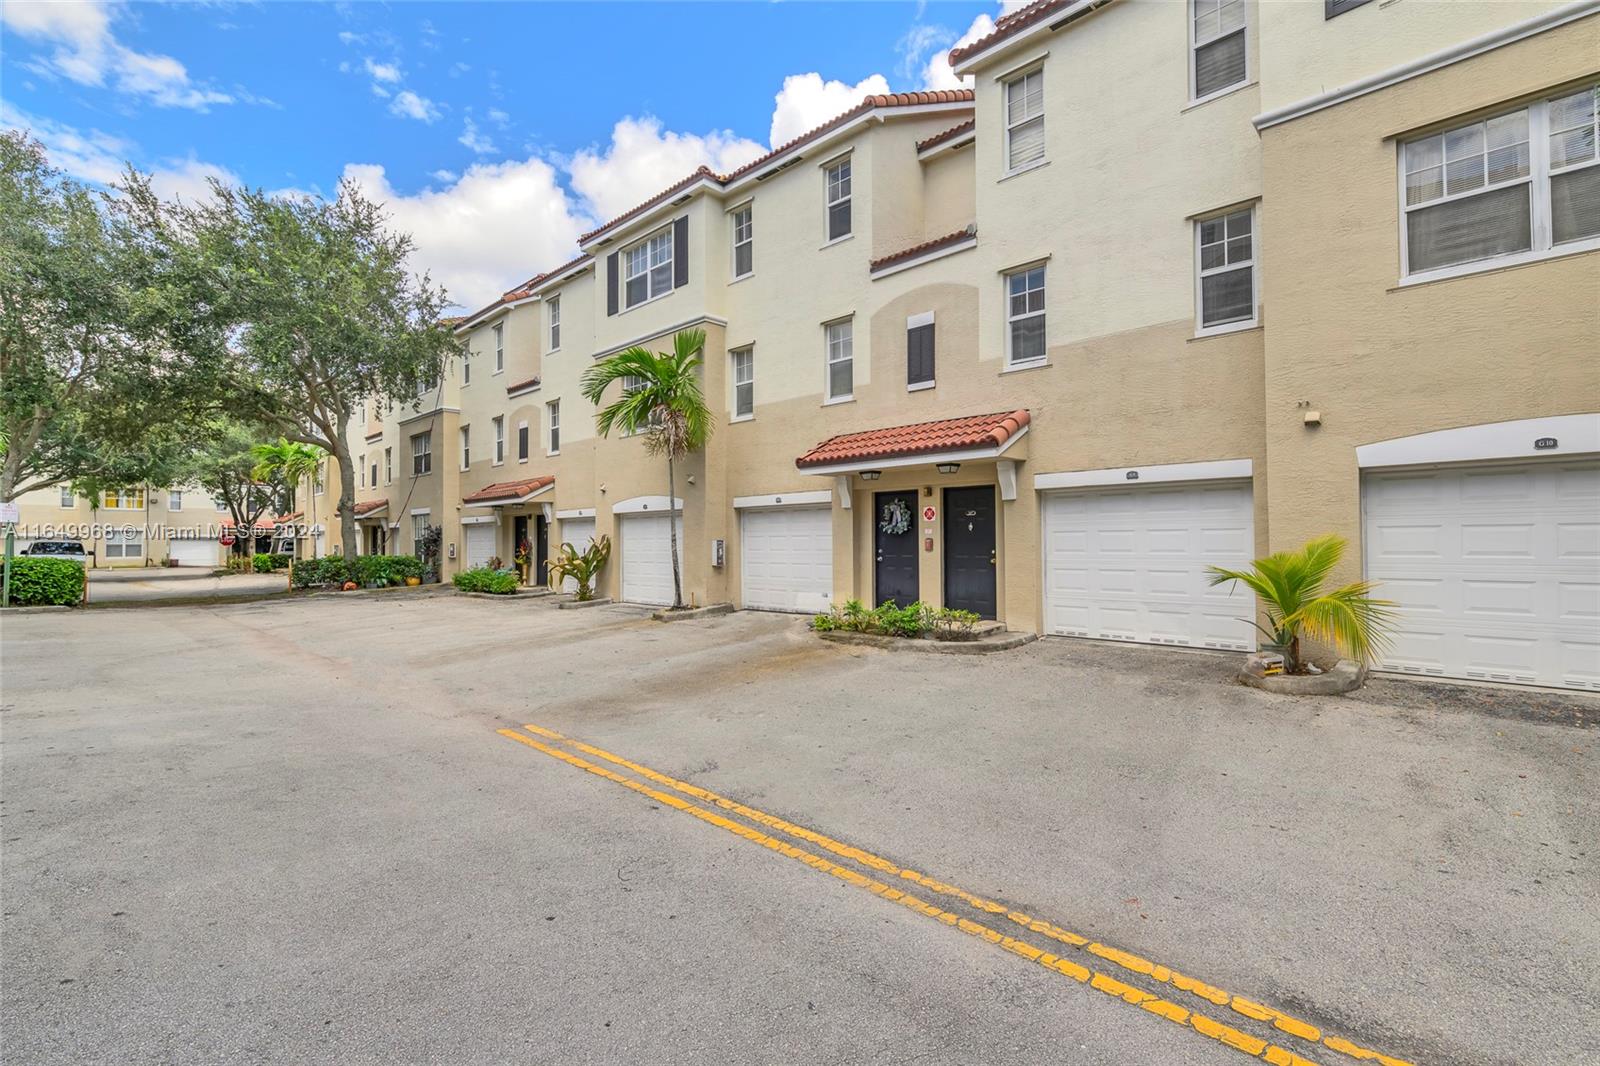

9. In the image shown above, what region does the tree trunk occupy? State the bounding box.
[667,455,682,609]
[333,414,358,564]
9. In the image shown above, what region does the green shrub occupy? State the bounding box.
[352,554,424,588]
[810,599,933,638]
[927,606,982,641]
[546,534,611,601]
[252,552,291,573]
[290,556,351,589]
[453,566,519,594]
[6,557,85,606]
[874,600,928,637]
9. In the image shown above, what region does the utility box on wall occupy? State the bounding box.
[711,538,725,568]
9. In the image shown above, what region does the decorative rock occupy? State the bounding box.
[1239,654,1366,694]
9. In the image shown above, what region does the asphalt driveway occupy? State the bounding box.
[85,567,289,604]
[1,596,1595,1065]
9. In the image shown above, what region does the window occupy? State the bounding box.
[105,528,142,559]
[907,313,935,388]
[825,319,853,401]
[1402,86,1600,277]
[732,205,753,278]
[546,400,560,455]
[1005,266,1046,365]
[493,416,505,464]
[1196,206,1256,331]
[624,228,674,308]
[1325,0,1374,18]
[59,486,73,508]
[460,426,471,469]
[731,347,754,419]
[548,296,560,351]
[315,461,326,495]
[493,322,504,373]
[370,459,378,488]
[167,489,183,511]
[412,513,430,549]
[1191,0,1247,101]
[103,488,145,509]
[517,420,530,462]
[1004,70,1045,171]
[359,454,366,488]
[384,447,393,485]
[825,159,852,241]
[462,352,471,386]
[411,432,432,476]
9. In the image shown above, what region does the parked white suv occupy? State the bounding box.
[21,540,90,564]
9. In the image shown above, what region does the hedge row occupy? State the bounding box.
[453,566,519,595]
[5,557,85,607]
[252,553,292,573]
[291,554,425,589]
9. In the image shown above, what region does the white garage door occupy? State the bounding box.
[1364,460,1600,690]
[620,513,682,606]
[463,522,497,570]
[168,538,219,567]
[741,507,832,613]
[1043,480,1256,650]
[558,517,596,594]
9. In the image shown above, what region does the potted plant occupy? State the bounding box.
[514,538,531,585]
[1207,534,1396,675]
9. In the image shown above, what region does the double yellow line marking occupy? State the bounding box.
[499,723,1415,1066]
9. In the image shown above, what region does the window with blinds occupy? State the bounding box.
[731,347,754,419]
[1196,207,1256,331]
[825,160,852,242]
[1005,266,1046,365]
[732,205,753,278]
[1402,84,1599,278]
[1192,0,1246,101]
[1004,69,1044,172]
[624,228,673,308]
[825,319,853,401]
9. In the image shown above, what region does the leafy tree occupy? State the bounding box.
[250,437,324,515]
[1207,534,1398,673]
[174,180,459,562]
[0,132,228,501]
[580,329,711,609]
[181,420,279,556]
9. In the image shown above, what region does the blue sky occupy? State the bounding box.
[2,1,1011,310]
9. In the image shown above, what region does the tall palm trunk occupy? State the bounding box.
[666,455,683,608]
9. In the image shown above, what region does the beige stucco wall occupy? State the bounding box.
[1260,16,1600,589]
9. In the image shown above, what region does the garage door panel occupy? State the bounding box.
[620,514,681,606]
[741,507,831,613]
[1365,459,1600,689]
[464,523,496,570]
[1042,479,1255,651]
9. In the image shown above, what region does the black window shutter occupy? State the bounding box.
[907,323,935,386]
[518,425,529,461]
[606,252,619,316]
[1324,0,1374,17]
[673,216,689,289]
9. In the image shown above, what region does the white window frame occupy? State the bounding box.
[411,433,432,476]
[548,296,560,352]
[546,400,561,456]
[384,447,393,485]
[824,157,852,244]
[1003,68,1045,174]
[730,346,754,421]
[105,528,143,559]
[359,455,367,488]
[492,415,505,465]
[824,318,853,403]
[492,322,504,374]
[168,489,183,511]
[459,426,470,470]
[1398,84,1600,283]
[1193,203,1259,336]
[102,488,145,510]
[462,351,471,386]
[1189,0,1251,105]
[622,225,674,310]
[517,419,530,464]
[315,461,326,495]
[1004,264,1048,367]
[412,512,430,549]
[731,204,754,279]
[59,485,74,508]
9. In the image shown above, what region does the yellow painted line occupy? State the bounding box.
[519,721,1416,1066]
[498,728,1319,1066]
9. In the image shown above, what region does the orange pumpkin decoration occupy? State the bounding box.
[342,581,357,591]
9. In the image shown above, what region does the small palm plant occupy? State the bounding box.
[546,534,611,601]
[1206,534,1396,674]
[580,329,711,609]
[250,438,325,513]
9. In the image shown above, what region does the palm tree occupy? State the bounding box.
[1206,534,1397,674]
[250,437,324,514]
[580,329,711,609]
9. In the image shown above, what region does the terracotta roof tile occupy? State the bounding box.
[869,226,976,273]
[948,0,1073,65]
[352,499,387,516]
[577,166,718,245]
[462,475,554,505]
[506,375,540,395]
[796,410,1030,469]
[917,118,975,152]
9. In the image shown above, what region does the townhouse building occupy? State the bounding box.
[320,0,1600,691]
[8,483,232,568]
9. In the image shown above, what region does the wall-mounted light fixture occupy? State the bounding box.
[936,462,960,474]
[859,470,882,481]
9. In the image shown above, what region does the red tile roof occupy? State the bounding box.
[221,511,303,531]
[796,410,1030,469]
[462,476,554,505]
[352,499,387,516]
[949,0,1073,66]
[917,118,975,152]
[869,226,977,273]
[506,375,540,395]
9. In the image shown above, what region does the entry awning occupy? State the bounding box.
[795,410,1029,475]
[462,475,555,507]
[352,500,387,519]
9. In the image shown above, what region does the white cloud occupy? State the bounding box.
[920,13,995,90]
[389,90,440,123]
[487,108,510,128]
[0,0,234,110]
[147,156,243,204]
[363,57,402,83]
[430,169,458,184]
[769,72,891,147]
[567,115,765,222]
[896,23,956,81]
[2,104,238,203]
[458,118,496,156]
[339,159,586,311]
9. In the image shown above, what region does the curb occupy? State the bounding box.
[0,604,74,614]
[817,630,1038,654]
[458,588,555,601]
[557,597,614,610]
[652,603,735,622]
[1239,657,1366,695]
